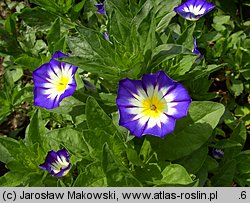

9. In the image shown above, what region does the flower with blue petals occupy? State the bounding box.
[116,70,191,138]
[39,148,71,177]
[103,31,109,41]
[95,0,106,15]
[212,148,224,159]
[192,37,203,62]
[33,51,77,109]
[174,0,215,21]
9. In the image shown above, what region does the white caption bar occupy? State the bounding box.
[0,187,248,203]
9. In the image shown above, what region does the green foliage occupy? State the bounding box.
[0,0,249,187]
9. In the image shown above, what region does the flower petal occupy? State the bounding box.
[166,101,191,119]
[143,114,176,138]
[163,84,191,103]
[52,50,69,59]
[116,78,146,107]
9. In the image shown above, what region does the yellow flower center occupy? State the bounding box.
[55,76,70,92]
[142,96,166,117]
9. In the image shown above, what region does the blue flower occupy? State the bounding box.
[192,37,203,62]
[32,51,77,109]
[103,31,109,41]
[116,70,191,138]
[39,148,71,177]
[212,148,224,159]
[95,0,106,15]
[174,0,215,21]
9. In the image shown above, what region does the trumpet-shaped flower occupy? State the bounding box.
[174,0,215,21]
[95,0,106,15]
[39,148,71,177]
[33,51,77,109]
[116,71,191,138]
[192,37,203,62]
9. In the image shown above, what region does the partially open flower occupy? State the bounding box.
[39,148,71,177]
[174,0,215,21]
[95,0,106,15]
[116,70,191,138]
[192,37,203,62]
[103,31,109,41]
[33,51,77,109]
[212,148,224,159]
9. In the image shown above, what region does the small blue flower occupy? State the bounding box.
[174,0,215,21]
[39,148,71,177]
[32,51,77,109]
[116,70,191,138]
[192,37,203,62]
[95,0,106,15]
[103,31,109,41]
[212,148,224,159]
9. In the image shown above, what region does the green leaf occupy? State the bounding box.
[153,164,194,186]
[0,172,25,187]
[13,86,33,106]
[86,96,116,134]
[240,69,250,80]
[139,138,155,164]
[210,139,242,149]
[48,96,84,116]
[76,26,115,60]
[9,68,23,83]
[204,156,219,172]
[30,0,61,13]
[224,121,247,160]
[147,101,225,161]
[149,44,191,68]
[175,145,208,174]
[107,1,132,47]
[53,36,67,53]
[174,55,197,76]
[176,22,196,50]
[43,128,89,164]
[20,7,57,29]
[73,161,107,186]
[82,128,125,161]
[181,64,225,80]
[126,148,143,166]
[5,14,17,37]
[235,105,250,117]
[0,28,22,57]
[47,18,61,53]
[0,137,20,163]
[70,0,86,20]
[131,0,157,54]
[156,0,181,32]
[235,151,250,174]
[212,15,231,32]
[73,0,86,13]
[25,109,47,148]
[227,79,244,97]
[102,143,142,186]
[211,160,236,186]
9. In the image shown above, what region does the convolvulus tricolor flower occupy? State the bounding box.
[39,148,71,177]
[33,51,77,109]
[174,0,215,21]
[116,71,191,138]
